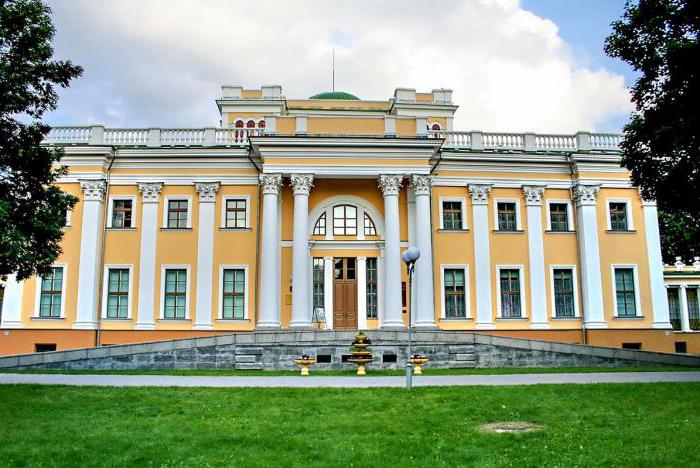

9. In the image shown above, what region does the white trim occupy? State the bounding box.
[605,198,634,231]
[611,264,642,318]
[495,265,527,318]
[438,197,467,230]
[548,265,580,318]
[217,265,250,320]
[65,209,72,227]
[159,264,191,320]
[307,195,384,238]
[162,195,193,228]
[220,195,251,228]
[493,198,522,231]
[101,265,134,319]
[545,199,574,231]
[107,196,137,228]
[34,263,68,319]
[439,264,471,319]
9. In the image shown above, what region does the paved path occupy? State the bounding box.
[1,371,699,388]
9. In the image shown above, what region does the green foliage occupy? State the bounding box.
[605,0,700,261]
[1,383,699,465]
[0,0,82,280]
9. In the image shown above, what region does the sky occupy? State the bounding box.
[43,0,637,133]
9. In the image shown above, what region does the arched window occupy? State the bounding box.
[431,123,441,131]
[258,120,265,128]
[246,120,256,128]
[234,120,244,128]
[313,212,326,236]
[333,205,357,236]
[364,213,377,236]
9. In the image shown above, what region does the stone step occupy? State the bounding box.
[448,361,477,368]
[235,363,263,370]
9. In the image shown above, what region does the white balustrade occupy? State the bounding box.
[104,129,149,145]
[45,127,92,144]
[535,134,577,151]
[591,133,623,151]
[482,132,524,149]
[161,128,205,145]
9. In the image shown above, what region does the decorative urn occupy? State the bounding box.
[409,354,429,375]
[294,354,317,376]
[347,332,374,376]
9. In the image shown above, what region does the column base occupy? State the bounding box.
[530,322,550,330]
[134,323,156,330]
[475,322,496,330]
[72,321,97,330]
[652,321,673,329]
[584,321,608,329]
[0,321,23,329]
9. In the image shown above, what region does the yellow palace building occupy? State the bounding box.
[0,84,696,355]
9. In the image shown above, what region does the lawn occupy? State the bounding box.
[1,383,699,466]
[0,365,694,377]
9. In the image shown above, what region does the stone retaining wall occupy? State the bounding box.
[0,331,698,371]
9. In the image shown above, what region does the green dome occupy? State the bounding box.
[309,91,360,100]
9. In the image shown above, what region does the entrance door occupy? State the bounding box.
[333,257,358,329]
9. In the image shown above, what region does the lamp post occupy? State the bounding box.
[401,246,420,390]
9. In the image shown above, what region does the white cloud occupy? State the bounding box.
[45,0,632,133]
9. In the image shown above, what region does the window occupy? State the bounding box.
[367,258,378,318]
[497,202,518,231]
[0,283,4,320]
[312,259,325,323]
[549,203,569,231]
[333,205,357,236]
[234,120,244,128]
[39,267,63,318]
[167,200,189,228]
[687,287,700,330]
[313,213,326,236]
[668,288,681,330]
[364,213,377,236]
[35,343,56,352]
[106,269,129,319]
[614,267,637,316]
[444,268,466,318]
[609,202,629,231]
[111,199,133,228]
[676,342,688,353]
[163,269,187,319]
[499,269,522,318]
[552,268,575,317]
[225,199,247,228]
[442,201,463,230]
[622,342,642,350]
[221,269,245,319]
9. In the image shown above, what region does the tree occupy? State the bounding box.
[0,0,82,280]
[605,0,700,261]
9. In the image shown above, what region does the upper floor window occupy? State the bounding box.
[614,267,637,317]
[106,268,130,319]
[167,200,189,229]
[313,212,326,236]
[609,201,630,231]
[225,199,247,228]
[364,213,377,236]
[549,203,569,232]
[39,267,64,318]
[246,120,255,128]
[442,201,464,230]
[497,202,518,231]
[333,205,357,236]
[111,199,133,228]
[235,120,244,128]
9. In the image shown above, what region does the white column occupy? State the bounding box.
[642,199,672,328]
[469,184,495,329]
[135,182,163,329]
[680,285,691,332]
[357,256,368,330]
[323,256,334,329]
[378,175,404,328]
[290,174,313,328]
[258,174,283,329]
[572,184,606,328]
[193,182,220,330]
[410,175,436,328]
[0,275,23,328]
[523,185,548,329]
[74,179,107,329]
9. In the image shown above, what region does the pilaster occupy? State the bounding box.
[0,275,23,328]
[410,175,436,328]
[193,182,220,330]
[258,174,283,329]
[135,182,163,329]
[522,185,548,329]
[641,198,672,329]
[378,175,404,328]
[290,174,314,329]
[469,184,495,329]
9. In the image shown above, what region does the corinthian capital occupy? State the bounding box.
[290,174,314,195]
[468,184,492,205]
[259,174,283,195]
[79,179,107,201]
[522,185,546,206]
[195,182,220,203]
[572,183,600,206]
[137,182,163,203]
[378,175,403,196]
[410,175,433,196]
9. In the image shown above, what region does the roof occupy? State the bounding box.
[309,91,360,100]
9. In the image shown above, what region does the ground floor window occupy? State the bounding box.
[443,268,466,318]
[366,258,378,318]
[106,268,129,319]
[614,267,637,317]
[499,269,522,318]
[312,258,325,323]
[39,266,64,318]
[221,269,245,319]
[687,287,700,330]
[164,269,187,319]
[552,268,575,317]
[668,288,681,330]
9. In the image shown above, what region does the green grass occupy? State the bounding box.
[0,365,695,377]
[1,383,699,466]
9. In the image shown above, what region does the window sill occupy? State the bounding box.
[31,317,65,321]
[492,230,524,234]
[437,229,470,233]
[101,318,132,322]
[550,316,581,321]
[160,227,193,231]
[106,227,137,231]
[218,227,252,231]
[216,319,251,323]
[613,315,645,320]
[496,317,528,321]
[545,230,576,234]
[157,319,192,323]
[606,230,637,234]
[440,317,473,322]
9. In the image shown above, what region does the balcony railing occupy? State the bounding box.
[44,125,622,152]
